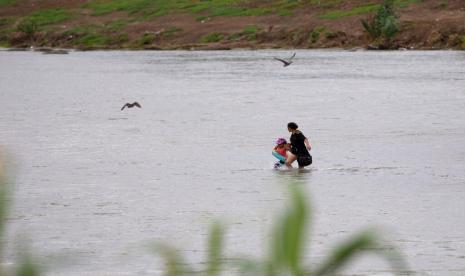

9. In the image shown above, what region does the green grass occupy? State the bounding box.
[104,19,129,32]
[319,0,423,19]
[63,25,110,47]
[162,27,182,38]
[0,26,14,46]
[278,10,294,16]
[0,17,13,28]
[83,0,301,19]
[311,0,343,8]
[0,0,16,7]
[63,23,132,47]
[75,33,108,46]
[319,4,379,19]
[201,32,224,43]
[309,26,327,43]
[84,0,153,16]
[228,25,261,40]
[0,40,11,48]
[396,0,423,8]
[137,33,156,46]
[22,8,71,26]
[242,25,260,35]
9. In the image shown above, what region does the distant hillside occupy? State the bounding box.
[1,0,464,50]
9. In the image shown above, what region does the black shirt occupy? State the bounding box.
[290,131,310,157]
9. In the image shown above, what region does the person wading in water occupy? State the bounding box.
[285,122,312,168]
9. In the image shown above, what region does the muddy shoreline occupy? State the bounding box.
[1,0,464,51]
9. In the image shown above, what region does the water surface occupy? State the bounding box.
[1,49,465,275]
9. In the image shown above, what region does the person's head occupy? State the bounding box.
[275,138,287,148]
[287,122,298,132]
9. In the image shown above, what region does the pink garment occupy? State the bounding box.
[276,147,287,158]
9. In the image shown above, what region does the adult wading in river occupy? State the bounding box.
[286,122,312,168]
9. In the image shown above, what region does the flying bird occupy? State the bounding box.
[274,53,296,67]
[121,102,142,110]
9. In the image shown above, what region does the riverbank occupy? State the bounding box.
[1,0,464,50]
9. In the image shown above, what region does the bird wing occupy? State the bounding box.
[289,52,296,60]
[133,102,141,108]
[121,103,128,110]
[274,57,289,65]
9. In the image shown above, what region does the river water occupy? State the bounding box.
[1,49,465,275]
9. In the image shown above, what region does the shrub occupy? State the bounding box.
[361,0,399,46]
[17,19,38,40]
[309,26,326,43]
[138,33,156,45]
[201,32,224,43]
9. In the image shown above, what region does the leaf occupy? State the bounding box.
[152,243,194,276]
[229,257,263,275]
[206,221,224,276]
[312,229,407,276]
[313,231,378,276]
[269,185,309,275]
[16,259,40,276]
[0,156,7,239]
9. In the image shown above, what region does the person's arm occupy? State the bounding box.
[304,138,311,151]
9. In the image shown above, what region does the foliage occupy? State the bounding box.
[104,19,129,32]
[319,4,379,19]
[0,0,15,7]
[0,18,13,28]
[361,0,399,43]
[16,19,38,39]
[0,18,14,47]
[0,155,40,276]
[319,0,422,20]
[162,27,183,38]
[75,33,108,47]
[21,8,71,26]
[201,32,224,43]
[228,26,261,41]
[310,0,343,9]
[309,26,326,44]
[82,0,300,19]
[154,185,407,275]
[137,33,156,46]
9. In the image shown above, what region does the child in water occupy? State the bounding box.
[272,138,290,168]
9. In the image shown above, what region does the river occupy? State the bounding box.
[1,49,465,275]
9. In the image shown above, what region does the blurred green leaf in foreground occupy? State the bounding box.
[154,184,408,275]
[0,152,40,276]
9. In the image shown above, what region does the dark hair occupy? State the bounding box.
[287,122,298,130]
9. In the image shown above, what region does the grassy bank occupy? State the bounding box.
[0,0,464,50]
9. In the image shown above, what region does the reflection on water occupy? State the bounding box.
[1,50,465,275]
